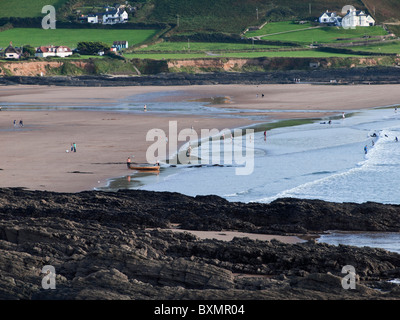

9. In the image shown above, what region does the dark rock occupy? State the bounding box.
[1,67,400,87]
[0,188,399,300]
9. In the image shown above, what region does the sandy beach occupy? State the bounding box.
[1,83,400,193]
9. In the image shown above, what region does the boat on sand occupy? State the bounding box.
[129,164,160,171]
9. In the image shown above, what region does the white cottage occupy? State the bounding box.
[112,41,129,51]
[35,46,73,58]
[319,11,340,25]
[3,42,21,59]
[102,8,128,25]
[341,8,375,28]
[87,14,99,24]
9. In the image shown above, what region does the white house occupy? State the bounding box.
[319,11,340,25]
[3,42,21,59]
[341,8,375,28]
[35,45,73,58]
[319,8,375,28]
[112,41,128,51]
[102,8,128,25]
[87,14,98,24]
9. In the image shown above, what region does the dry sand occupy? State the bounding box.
[1,83,400,193]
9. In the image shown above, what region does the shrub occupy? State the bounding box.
[77,41,110,55]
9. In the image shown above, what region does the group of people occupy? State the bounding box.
[365,131,399,154]
[13,120,23,127]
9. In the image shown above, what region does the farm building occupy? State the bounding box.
[35,46,73,58]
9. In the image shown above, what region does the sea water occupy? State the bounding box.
[104,106,400,254]
[317,232,400,254]
[129,107,400,206]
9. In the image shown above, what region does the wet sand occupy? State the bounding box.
[1,83,400,192]
[167,228,306,244]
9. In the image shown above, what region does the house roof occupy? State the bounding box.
[345,9,370,17]
[102,8,127,16]
[36,45,72,53]
[4,44,21,54]
[104,9,119,15]
[355,10,367,16]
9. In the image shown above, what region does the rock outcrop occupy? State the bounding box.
[0,188,399,300]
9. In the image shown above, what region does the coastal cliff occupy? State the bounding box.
[0,188,399,300]
[1,66,400,87]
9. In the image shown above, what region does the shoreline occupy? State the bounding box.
[1,81,400,300]
[1,83,400,193]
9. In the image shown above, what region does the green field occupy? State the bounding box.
[136,41,284,52]
[0,28,159,49]
[259,26,387,44]
[347,41,400,54]
[245,21,388,44]
[245,21,315,38]
[0,0,68,18]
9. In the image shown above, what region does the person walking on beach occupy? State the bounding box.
[364,145,368,154]
[13,120,16,127]
[19,120,23,127]
[73,142,76,152]
[127,157,131,168]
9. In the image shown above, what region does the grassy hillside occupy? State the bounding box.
[362,0,400,22]
[0,28,158,49]
[135,0,368,33]
[0,0,368,33]
[0,0,68,18]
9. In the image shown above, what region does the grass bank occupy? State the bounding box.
[0,28,160,49]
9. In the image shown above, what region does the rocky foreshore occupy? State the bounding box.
[2,66,400,87]
[0,187,399,300]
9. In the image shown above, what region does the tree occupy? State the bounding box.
[22,45,36,57]
[76,41,111,55]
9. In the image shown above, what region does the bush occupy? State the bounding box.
[22,45,35,57]
[77,41,110,55]
[317,46,396,57]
